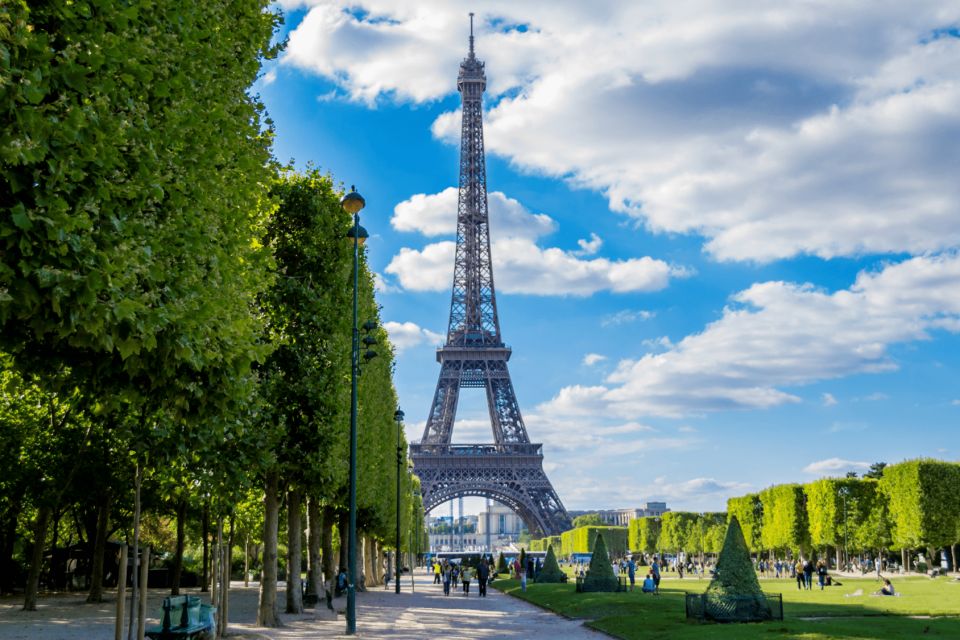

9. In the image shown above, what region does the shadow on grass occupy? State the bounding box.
[491,578,960,640]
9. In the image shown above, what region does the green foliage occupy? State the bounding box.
[497,551,508,573]
[660,512,700,553]
[705,517,772,621]
[628,517,660,553]
[561,526,628,557]
[536,545,564,583]
[759,484,809,554]
[880,459,960,550]
[700,513,728,554]
[727,494,763,552]
[581,533,619,592]
[805,477,889,554]
[572,513,604,527]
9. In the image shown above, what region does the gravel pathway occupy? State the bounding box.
[0,571,607,639]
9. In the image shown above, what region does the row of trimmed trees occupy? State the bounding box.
[0,1,426,633]
[527,459,960,574]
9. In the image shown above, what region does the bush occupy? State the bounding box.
[581,534,619,592]
[704,517,772,622]
[536,545,564,583]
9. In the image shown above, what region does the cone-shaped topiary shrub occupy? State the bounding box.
[536,545,565,583]
[581,533,619,592]
[497,551,508,574]
[519,547,527,576]
[704,517,772,622]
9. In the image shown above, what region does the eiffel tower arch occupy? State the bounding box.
[410,16,571,538]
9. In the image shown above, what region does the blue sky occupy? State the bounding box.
[261,2,960,514]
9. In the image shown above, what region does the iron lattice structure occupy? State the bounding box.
[410,18,571,537]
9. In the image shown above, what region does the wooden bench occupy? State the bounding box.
[145,595,215,640]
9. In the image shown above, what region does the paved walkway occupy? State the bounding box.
[0,571,608,639]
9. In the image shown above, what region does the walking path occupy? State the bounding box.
[0,571,607,639]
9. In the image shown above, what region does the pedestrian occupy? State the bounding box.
[442,562,452,596]
[477,558,490,597]
[520,564,527,593]
[817,560,827,591]
[627,557,636,591]
[434,560,441,585]
[462,564,473,595]
[651,556,661,594]
[795,559,805,590]
[803,559,814,591]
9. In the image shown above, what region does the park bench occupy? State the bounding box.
[145,595,215,640]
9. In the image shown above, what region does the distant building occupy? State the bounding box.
[568,502,670,526]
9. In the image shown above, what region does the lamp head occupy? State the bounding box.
[340,186,366,214]
[346,224,369,246]
[394,409,405,422]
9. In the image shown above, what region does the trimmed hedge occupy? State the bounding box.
[536,545,564,583]
[561,526,628,557]
[581,533,619,592]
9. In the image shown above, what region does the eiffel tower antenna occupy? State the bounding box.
[410,16,570,537]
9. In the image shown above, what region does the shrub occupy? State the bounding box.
[581,534,619,592]
[536,545,564,583]
[704,517,772,622]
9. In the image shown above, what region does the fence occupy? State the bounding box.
[685,592,783,622]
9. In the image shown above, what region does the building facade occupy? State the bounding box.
[568,502,670,526]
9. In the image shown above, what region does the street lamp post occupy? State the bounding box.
[394,408,404,594]
[340,186,368,636]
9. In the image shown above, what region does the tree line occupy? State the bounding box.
[528,459,960,573]
[0,0,425,632]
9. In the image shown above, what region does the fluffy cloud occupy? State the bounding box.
[803,458,871,476]
[386,190,685,295]
[391,187,556,240]
[540,253,960,418]
[602,309,655,327]
[583,353,607,366]
[821,393,838,407]
[281,2,960,262]
[383,321,444,353]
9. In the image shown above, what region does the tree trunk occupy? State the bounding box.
[322,507,336,584]
[201,502,209,592]
[23,505,52,611]
[951,544,957,574]
[127,462,142,640]
[171,497,187,595]
[1,495,22,595]
[307,498,322,599]
[285,488,303,614]
[257,470,281,627]
[244,537,250,588]
[338,511,348,575]
[87,490,112,602]
[902,548,908,572]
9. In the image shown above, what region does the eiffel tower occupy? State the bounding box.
[409,15,571,538]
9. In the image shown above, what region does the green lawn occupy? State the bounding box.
[492,574,960,639]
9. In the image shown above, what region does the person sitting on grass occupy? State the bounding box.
[641,572,657,594]
[874,578,895,596]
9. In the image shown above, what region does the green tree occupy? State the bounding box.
[727,494,763,553]
[536,545,564,583]
[660,512,699,555]
[628,517,660,554]
[759,484,809,557]
[572,513,604,527]
[704,517,772,621]
[581,533,618,592]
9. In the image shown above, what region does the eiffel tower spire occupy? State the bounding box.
[410,17,571,538]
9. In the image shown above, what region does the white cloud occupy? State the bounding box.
[383,321,443,353]
[641,476,752,503]
[391,188,556,241]
[373,272,400,294]
[859,392,889,402]
[540,253,960,418]
[602,309,655,327]
[822,393,838,407]
[803,458,871,476]
[583,353,607,366]
[573,233,603,257]
[953,399,960,406]
[280,2,960,263]
[386,235,684,296]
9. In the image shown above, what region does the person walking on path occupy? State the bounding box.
[434,561,441,585]
[627,557,636,591]
[442,562,453,596]
[817,560,827,590]
[803,560,814,591]
[795,560,805,590]
[462,564,473,595]
[477,558,490,597]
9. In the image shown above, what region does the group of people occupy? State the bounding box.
[791,559,837,590]
[431,558,491,597]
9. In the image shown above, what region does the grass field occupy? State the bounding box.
[492,573,960,639]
